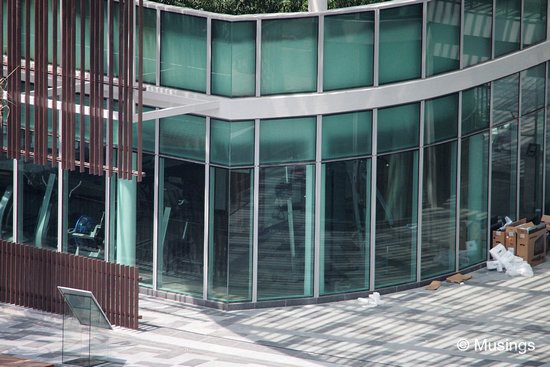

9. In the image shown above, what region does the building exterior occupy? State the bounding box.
[1,0,549,308]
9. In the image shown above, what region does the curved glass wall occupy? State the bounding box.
[463,0,493,67]
[322,111,371,159]
[462,83,491,134]
[425,94,458,144]
[494,0,521,57]
[378,103,420,153]
[427,0,460,76]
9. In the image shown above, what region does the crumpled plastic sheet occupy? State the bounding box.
[489,244,534,277]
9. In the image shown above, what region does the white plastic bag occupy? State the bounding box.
[358,292,384,307]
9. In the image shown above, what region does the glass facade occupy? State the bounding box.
[5,0,550,307]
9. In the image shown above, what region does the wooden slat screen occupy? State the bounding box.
[0,240,139,329]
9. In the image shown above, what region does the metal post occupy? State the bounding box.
[417,101,424,281]
[203,117,210,300]
[313,115,322,298]
[252,119,260,302]
[317,15,324,93]
[369,109,377,290]
[455,92,462,271]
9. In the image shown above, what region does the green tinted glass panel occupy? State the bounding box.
[212,20,256,97]
[546,112,550,213]
[427,0,461,76]
[160,12,206,92]
[491,121,517,225]
[377,103,419,153]
[494,0,521,56]
[375,150,418,287]
[460,132,489,269]
[208,167,253,302]
[463,0,492,67]
[210,119,254,166]
[519,110,544,219]
[462,84,490,134]
[0,154,13,241]
[521,63,546,116]
[523,0,547,46]
[260,117,316,164]
[133,106,155,154]
[424,93,458,144]
[160,115,205,161]
[379,5,422,84]
[21,0,35,60]
[142,8,157,84]
[422,142,456,279]
[322,111,371,160]
[47,0,61,63]
[321,159,370,294]
[257,165,314,300]
[493,73,519,125]
[261,17,317,95]
[324,12,374,90]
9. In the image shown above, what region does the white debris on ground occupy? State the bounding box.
[489,244,534,277]
[358,292,384,307]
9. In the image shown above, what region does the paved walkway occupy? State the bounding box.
[1,261,549,367]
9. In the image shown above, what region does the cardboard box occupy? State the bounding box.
[540,214,550,231]
[503,218,527,252]
[516,223,547,265]
[492,230,506,248]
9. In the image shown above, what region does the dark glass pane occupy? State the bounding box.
[493,73,519,125]
[210,119,254,166]
[519,110,544,219]
[321,159,370,294]
[158,158,205,296]
[258,165,314,300]
[142,7,157,84]
[459,132,489,269]
[427,0,461,76]
[160,115,206,161]
[375,150,418,287]
[324,12,374,90]
[260,117,316,164]
[20,161,58,250]
[491,122,517,226]
[521,63,546,116]
[523,0,547,47]
[0,155,13,241]
[425,93,458,144]
[421,142,456,279]
[66,171,106,260]
[379,5,422,84]
[377,103,419,153]
[208,167,253,302]
[462,83,490,134]
[322,111,371,160]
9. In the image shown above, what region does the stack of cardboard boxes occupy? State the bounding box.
[492,218,547,266]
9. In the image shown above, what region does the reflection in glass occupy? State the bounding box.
[377,103,419,153]
[375,151,418,287]
[261,18,318,95]
[523,0,547,47]
[491,122,517,226]
[20,161,58,250]
[142,7,157,84]
[494,0,521,57]
[66,171,105,260]
[0,155,13,241]
[424,93,458,144]
[519,110,544,219]
[546,111,550,213]
[321,159,370,294]
[260,117,316,164]
[462,84,490,134]
[212,20,256,97]
[422,143,456,279]
[379,5,422,84]
[160,13,207,92]
[208,168,253,302]
[324,12,374,90]
[463,0,492,67]
[322,111,371,160]
[258,165,314,300]
[493,74,519,125]
[460,132,489,269]
[521,63,546,116]
[158,158,204,296]
[427,0,460,76]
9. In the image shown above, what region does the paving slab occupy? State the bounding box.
[0,261,549,366]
